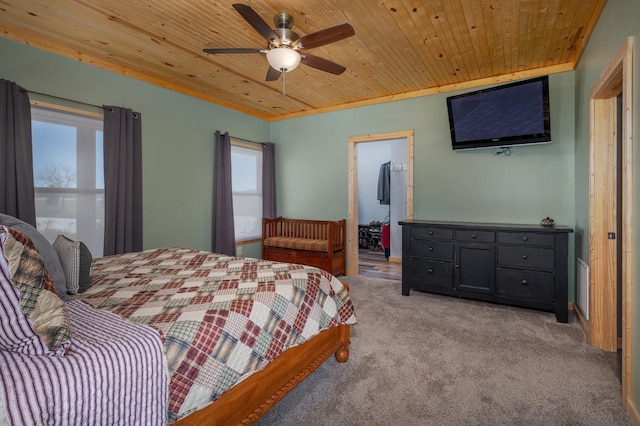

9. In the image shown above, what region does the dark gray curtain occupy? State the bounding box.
[103,106,142,256]
[212,131,236,256]
[262,142,277,219]
[0,79,36,225]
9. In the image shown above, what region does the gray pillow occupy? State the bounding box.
[0,213,69,300]
[53,234,93,294]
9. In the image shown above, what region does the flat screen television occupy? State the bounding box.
[446,76,551,151]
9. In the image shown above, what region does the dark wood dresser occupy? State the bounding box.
[399,220,573,322]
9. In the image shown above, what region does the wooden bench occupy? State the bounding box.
[262,217,346,276]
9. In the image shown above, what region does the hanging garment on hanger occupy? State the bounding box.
[381,223,390,259]
[377,161,391,205]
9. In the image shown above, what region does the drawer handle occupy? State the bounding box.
[522,255,528,260]
[472,234,477,239]
[521,279,528,286]
[523,236,528,241]
[428,231,433,235]
[428,247,434,251]
[427,268,433,274]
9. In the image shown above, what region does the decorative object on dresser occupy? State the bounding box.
[399,220,573,322]
[262,217,347,276]
[540,216,555,227]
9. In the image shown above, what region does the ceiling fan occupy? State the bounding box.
[203,3,355,82]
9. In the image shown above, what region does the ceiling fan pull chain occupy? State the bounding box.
[282,71,286,97]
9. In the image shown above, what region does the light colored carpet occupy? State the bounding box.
[258,275,630,426]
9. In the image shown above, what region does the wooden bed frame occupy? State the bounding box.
[175,283,352,425]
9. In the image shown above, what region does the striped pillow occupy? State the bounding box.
[0,226,71,356]
[53,234,93,294]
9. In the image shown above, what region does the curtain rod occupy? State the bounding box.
[24,89,104,111]
[230,135,268,146]
[25,90,139,118]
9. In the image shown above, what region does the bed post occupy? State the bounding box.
[335,324,351,363]
[335,280,351,363]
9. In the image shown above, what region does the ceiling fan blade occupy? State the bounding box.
[203,48,265,54]
[232,3,279,43]
[301,54,347,75]
[266,66,281,81]
[295,23,355,49]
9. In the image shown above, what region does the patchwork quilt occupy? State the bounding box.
[74,247,357,422]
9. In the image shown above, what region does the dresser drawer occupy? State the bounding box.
[497,246,554,271]
[455,229,495,243]
[497,232,554,247]
[409,259,453,291]
[411,227,453,240]
[410,239,453,261]
[497,268,555,304]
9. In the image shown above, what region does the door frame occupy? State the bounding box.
[347,130,414,275]
[588,36,633,408]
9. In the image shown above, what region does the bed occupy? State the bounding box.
[0,221,356,425]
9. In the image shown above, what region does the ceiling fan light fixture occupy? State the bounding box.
[266,47,301,72]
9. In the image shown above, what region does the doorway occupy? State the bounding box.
[588,37,633,408]
[347,130,414,276]
[356,139,404,280]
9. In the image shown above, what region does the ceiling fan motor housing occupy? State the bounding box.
[270,13,299,48]
[270,28,299,48]
[274,13,294,29]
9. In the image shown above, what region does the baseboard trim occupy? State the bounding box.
[389,257,401,264]
[627,398,640,425]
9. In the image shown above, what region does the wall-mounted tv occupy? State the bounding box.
[446,76,551,151]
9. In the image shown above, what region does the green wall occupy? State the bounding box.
[573,0,640,413]
[273,74,575,225]
[0,36,578,286]
[0,37,270,254]
[272,72,577,289]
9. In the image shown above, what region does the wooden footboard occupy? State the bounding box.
[174,323,351,425]
[174,280,352,425]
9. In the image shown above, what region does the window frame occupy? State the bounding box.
[230,140,263,244]
[30,100,105,256]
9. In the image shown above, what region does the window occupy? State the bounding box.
[231,142,263,242]
[31,104,105,257]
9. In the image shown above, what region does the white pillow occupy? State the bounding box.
[53,234,93,294]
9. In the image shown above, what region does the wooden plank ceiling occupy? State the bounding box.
[0,0,606,121]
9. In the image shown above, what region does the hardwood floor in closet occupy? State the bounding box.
[358,250,401,281]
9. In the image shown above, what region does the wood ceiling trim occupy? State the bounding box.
[3,24,576,123]
[1,28,276,120]
[570,0,608,65]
